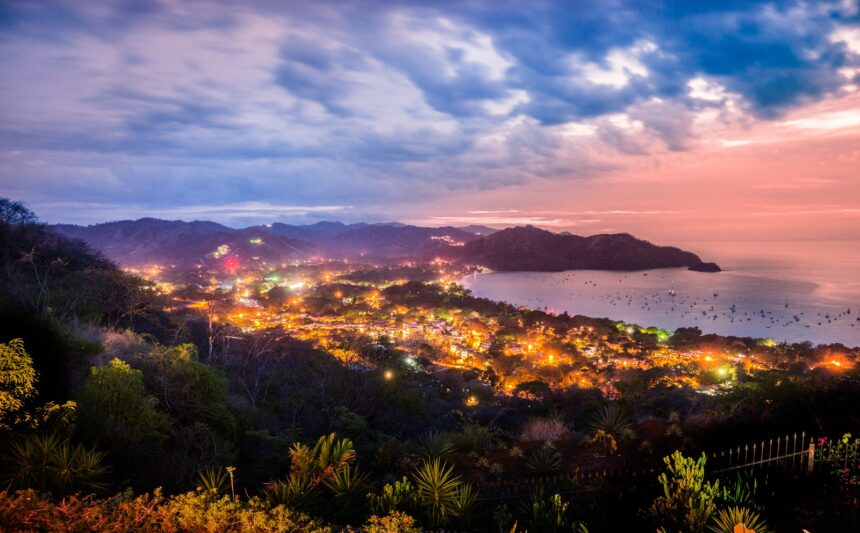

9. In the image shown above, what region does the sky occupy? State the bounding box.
[1,0,859,242]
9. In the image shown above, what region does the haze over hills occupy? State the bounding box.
[52,218,719,272]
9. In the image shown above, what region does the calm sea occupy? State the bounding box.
[461,240,860,347]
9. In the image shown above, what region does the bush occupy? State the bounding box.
[708,506,771,533]
[525,446,564,475]
[520,415,569,443]
[524,489,589,533]
[362,511,421,533]
[75,358,173,487]
[5,433,109,496]
[648,451,720,533]
[0,338,36,428]
[415,430,454,460]
[367,477,420,516]
[0,488,333,532]
[412,458,468,528]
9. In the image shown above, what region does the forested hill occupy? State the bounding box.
[454,225,720,271]
[53,218,719,271]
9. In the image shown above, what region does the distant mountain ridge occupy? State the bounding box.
[52,219,719,272]
[53,218,315,267]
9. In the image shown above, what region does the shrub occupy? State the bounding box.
[367,477,420,516]
[451,482,478,529]
[520,415,569,443]
[525,447,564,475]
[362,511,421,533]
[322,464,369,522]
[717,472,762,511]
[5,433,109,496]
[415,430,454,460]
[590,404,633,441]
[76,358,173,481]
[289,433,356,484]
[648,451,720,533]
[0,488,334,532]
[265,475,320,511]
[197,466,230,496]
[449,423,496,453]
[412,458,466,527]
[0,338,36,428]
[708,506,771,533]
[524,489,589,533]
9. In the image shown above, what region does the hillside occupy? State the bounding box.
[53,218,316,267]
[456,225,718,271]
[52,219,482,265]
[52,219,718,271]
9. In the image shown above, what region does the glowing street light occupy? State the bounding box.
[383,370,394,381]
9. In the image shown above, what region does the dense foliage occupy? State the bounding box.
[1,199,858,531]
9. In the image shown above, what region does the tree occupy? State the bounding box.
[76,358,173,485]
[138,343,236,438]
[0,338,37,429]
[0,198,37,225]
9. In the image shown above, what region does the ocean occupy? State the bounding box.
[460,240,860,347]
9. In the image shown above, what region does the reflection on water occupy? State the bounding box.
[462,240,860,346]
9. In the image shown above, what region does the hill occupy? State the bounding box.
[52,219,718,271]
[53,219,482,265]
[455,225,718,271]
[53,218,316,267]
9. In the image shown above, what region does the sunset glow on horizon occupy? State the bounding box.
[1,1,858,241]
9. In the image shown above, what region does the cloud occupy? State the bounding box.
[0,0,858,228]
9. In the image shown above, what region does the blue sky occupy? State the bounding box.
[1,1,859,240]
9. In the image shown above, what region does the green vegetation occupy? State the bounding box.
[0,338,36,428]
[648,451,720,532]
[1,199,859,531]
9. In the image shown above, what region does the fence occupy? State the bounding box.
[708,431,814,474]
[477,432,860,502]
[477,463,659,501]
[707,431,860,476]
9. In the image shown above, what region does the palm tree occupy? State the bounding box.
[322,464,369,522]
[413,458,465,527]
[289,432,355,484]
[524,446,564,475]
[266,432,357,512]
[197,466,229,495]
[415,430,454,460]
[591,404,633,437]
[591,404,633,454]
[6,433,108,495]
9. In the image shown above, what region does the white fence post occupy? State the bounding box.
[807,441,815,474]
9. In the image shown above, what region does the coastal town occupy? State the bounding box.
[128,251,858,405]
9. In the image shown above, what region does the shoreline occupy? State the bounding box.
[462,268,859,348]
